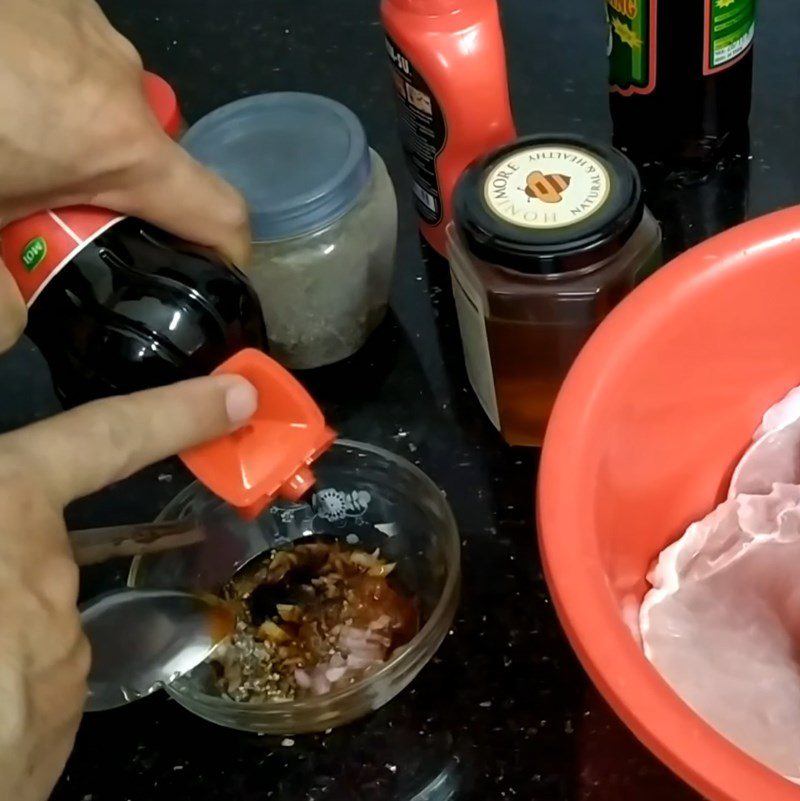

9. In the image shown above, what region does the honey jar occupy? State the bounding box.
[447,134,661,446]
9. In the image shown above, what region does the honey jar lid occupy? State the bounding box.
[453,134,644,274]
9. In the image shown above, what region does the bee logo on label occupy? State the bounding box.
[525,172,571,204]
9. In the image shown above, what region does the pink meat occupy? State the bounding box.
[641,486,800,780]
[641,386,800,782]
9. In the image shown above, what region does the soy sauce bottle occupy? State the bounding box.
[607,0,755,170]
[0,74,268,407]
[1,212,267,407]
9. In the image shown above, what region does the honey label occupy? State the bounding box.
[449,262,500,431]
[483,145,611,230]
[607,0,657,95]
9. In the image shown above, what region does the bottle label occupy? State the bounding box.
[607,0,657,96]
[449,262,500,431]
[483,145,611,230]
[385,35,447,226]
[704,0,755,75]
[0,207,123,306]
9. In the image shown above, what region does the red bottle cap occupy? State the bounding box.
[180,350,336,520]
[143,72,183,139]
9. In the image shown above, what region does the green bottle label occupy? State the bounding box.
[607,0,656,96]
[21,237,47,272]
[705,0,755,74]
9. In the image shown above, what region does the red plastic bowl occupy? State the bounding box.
[538,206,800,801]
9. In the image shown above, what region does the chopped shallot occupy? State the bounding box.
[209,540,419,703]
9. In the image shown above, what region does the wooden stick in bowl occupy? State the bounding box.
[70,519,205,566]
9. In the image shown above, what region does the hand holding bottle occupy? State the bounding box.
[0,0,251,353]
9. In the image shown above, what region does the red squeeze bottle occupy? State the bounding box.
[381,0,516,257]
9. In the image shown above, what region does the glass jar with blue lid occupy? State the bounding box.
[183,93,398,369]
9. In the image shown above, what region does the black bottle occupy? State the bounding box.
[607,0,755,169]
[1,209,267,407]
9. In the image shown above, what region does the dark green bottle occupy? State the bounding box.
[607,0,755,170]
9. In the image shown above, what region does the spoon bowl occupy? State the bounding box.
[81,589,233,712]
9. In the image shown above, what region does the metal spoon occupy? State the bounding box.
[81,589,233,712]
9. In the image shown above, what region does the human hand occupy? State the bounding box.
[0,0,251,351]
[0,373,257,801]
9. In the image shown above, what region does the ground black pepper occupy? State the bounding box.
[210,541,419,702]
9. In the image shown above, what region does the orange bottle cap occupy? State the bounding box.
[143,72,183,140]
[180,349,335,520]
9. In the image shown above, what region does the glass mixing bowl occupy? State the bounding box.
[128,440,460,734]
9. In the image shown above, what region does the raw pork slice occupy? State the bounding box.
[730,387,800,496]
[641,385,800,781]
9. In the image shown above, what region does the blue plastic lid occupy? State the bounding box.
[182,93,372,241]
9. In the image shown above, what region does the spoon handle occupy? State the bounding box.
[70,520,204,566]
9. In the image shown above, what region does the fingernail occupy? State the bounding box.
[223,377,258,426]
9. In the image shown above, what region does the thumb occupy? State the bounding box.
[0,255,27,353]
[0,374,258,507]
[96,132,252,267]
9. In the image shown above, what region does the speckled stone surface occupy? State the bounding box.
[0,0,795,798]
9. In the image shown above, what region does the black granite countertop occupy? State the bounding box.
[0,0,796,798]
